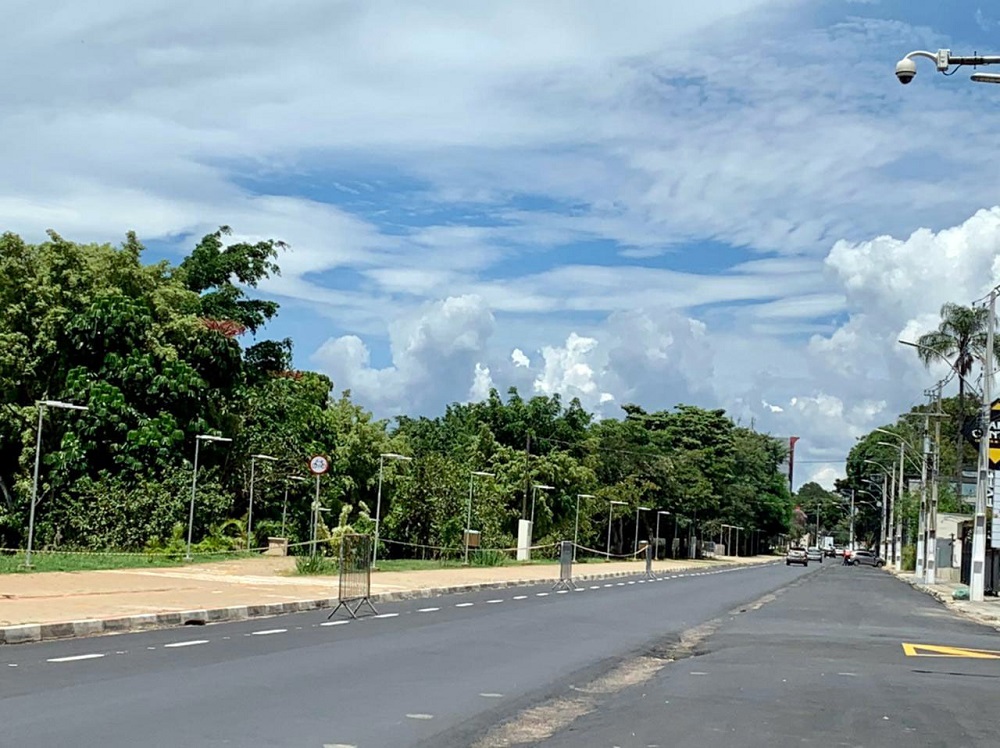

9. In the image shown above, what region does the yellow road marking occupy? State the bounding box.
[902,642,1000,659]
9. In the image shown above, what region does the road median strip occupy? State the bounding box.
[0,559,777,645]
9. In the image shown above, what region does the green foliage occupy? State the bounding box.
[901,544,916,572]
[0,229,793,560]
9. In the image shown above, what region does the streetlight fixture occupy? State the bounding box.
[280,475,308,539]
[654,511,671,561]
[864,459,892,560]
[465,471,495,564]
[895,49,1000,86]
[186,434,232,561]
[530,484,554,527]
[574,494,595,561]
[372,452,412,568]
[25,400,88,568]
[606,500,626,559]
[876,438,916,569]
[633,506,651,555]
[247,454,278,551]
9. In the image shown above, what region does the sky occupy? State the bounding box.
[4,0,1000,489]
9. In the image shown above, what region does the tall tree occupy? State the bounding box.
[915,303,989,492]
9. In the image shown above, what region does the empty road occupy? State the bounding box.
[1,560,802,746]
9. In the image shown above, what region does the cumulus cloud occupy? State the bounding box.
[312,295,495,415]
[511,349,531,368]
[469,363,494,402]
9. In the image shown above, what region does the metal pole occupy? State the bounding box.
[247,457,257,551]
[25,405,45,568]
[530,485,537,527]
[186,437,201,561]
[916,420,929,578]
[927,397,942,584]
[573,495,581,562]
[673,514,678,558]
[849,490,855,551]
[372,455,384,568]
[971,288,996,601]
[880,472,888,561]
[895,441,904,567]
[606,501,613,559]
[281,482,290,539]
[311,474,321,556]
[465,472,474,565]
[655,512,661,561]
[633,507,640,555]
[735,526,740,557]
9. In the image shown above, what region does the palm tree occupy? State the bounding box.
[915,303,990,492]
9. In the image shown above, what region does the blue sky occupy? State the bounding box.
[4,0,1000,487]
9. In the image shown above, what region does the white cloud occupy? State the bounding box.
[469,363,494,402]
[511,349,531,368]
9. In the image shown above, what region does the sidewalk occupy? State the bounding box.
[0,554,777,644]
[889,568,1000,631]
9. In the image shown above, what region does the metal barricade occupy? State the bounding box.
[552,540,576,590]
[328,533,378,619]
[644,542,656,579]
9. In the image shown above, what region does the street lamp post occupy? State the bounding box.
[865,459,893,561]
[876,431,925,569]
[607,500,626,559]
[280,475,308,539]
[25,400,88,568]
[372,453,412,569]
[247,454,278,551]
[735,526,744,557]
[654,511,671,561]
[186,434,232,561]
[574,494,595,561]
[633,506,651,555]
[465,471,495,564]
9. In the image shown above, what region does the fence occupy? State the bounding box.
[552,540,576,590]
[328,533,377,619]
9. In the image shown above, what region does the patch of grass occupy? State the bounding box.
[294,554,338,575]
[0,550,248,574]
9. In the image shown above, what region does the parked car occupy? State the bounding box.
[806,547,824,563]
[786,547,808,566]
[848,550,884,567]
[823,546,837,558]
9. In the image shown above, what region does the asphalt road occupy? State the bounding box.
[0,560,805,747]
[533,564,1000,748]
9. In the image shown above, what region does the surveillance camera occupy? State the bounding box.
[895,58,916,84]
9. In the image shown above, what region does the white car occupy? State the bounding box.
[806,547,823,563]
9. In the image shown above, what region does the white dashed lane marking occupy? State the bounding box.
[512,595,527,600]
[321,620,351,627]
[536,592,549,597]
[251,628,287,636]
[163,640,209,648]
[455,602,474,608]
[47,654,104,663]
[479,693,504,698]
[373,613,399,619]
[417,607,440,613]
[406,713,434,720]
[485,599,504,604]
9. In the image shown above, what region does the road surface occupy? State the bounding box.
[0,560,804,746]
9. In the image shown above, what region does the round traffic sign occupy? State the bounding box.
[308,455,329,475]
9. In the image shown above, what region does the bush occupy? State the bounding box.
[295,554,337,575]
[471,548,508,567]
[901,544,916,571]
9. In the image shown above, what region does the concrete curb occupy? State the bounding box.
[888,568,1000,630]
[0,560,778,645]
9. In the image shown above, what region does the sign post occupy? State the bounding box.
[309,455,330,556]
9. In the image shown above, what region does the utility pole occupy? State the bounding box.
[926,382,944,584]
[894,441,904,567]
[916,409,930,579]
[971,287,996,602]
[522,432,531,519]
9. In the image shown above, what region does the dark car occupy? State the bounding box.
[786,547,808,566]
[848,550,884,567]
